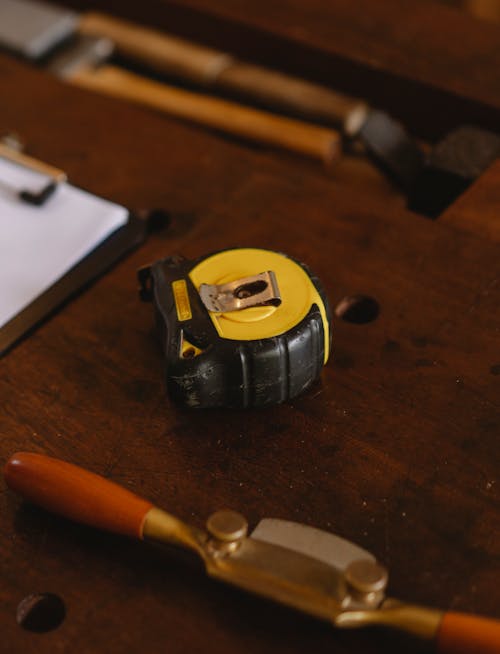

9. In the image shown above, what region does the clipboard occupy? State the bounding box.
[0,146,146,356]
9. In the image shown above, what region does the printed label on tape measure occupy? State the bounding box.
[172,279,192,321]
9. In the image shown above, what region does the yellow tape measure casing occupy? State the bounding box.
[189,248,330,363]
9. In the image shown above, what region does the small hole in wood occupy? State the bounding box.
[16,593,66,633]
[335,295,379,324]
[141,208,171,233]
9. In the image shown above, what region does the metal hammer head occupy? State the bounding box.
[354,110,425,193]
[0,0,78,60]
[408,125,500,218]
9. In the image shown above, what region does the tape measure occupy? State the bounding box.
[138,248,331,408]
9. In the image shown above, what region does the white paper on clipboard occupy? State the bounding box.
[0,156,128,330]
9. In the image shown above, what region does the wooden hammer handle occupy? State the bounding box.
[79,11,366,130]
[71,64,341,163]
[4,452,153,539]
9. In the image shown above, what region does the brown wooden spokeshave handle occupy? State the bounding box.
[4,452,207,555]
[436,611,500,654]
[4,452,153,538]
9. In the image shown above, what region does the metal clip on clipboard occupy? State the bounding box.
[0,142,67,205]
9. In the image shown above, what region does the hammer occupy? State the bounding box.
[0,0,340,164]
[0,0,422,184]
[77,12,423,190]
[48,36,342,164]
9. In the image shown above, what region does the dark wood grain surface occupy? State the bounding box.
[1,1,499,653]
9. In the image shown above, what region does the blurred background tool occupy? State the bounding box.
[0,0,340,164]
[78,11,424,190]
[5,451,500,654]
[0,0,421,180]
[407,125,500,217]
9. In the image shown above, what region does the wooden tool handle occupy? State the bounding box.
[71,65,341,164]
[436,612,500,654]
[79,11,227,86]
[214,62,367,131]
[4,452,153,539]
[79,12,364,129]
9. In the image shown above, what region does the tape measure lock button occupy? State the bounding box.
[138,248,331,409]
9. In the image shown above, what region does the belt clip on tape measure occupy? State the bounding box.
[138,248,331,408]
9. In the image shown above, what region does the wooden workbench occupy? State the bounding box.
[1,1,499,652]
